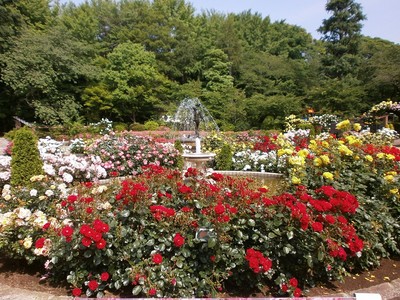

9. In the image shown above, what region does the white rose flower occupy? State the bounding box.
[23,237,33,249]
[62,172,73,183]
[45,190,54,197]
[30,189,38,197]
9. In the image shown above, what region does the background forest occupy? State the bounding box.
[0,0,399,133]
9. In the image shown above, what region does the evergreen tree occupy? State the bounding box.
[318,0,366,78]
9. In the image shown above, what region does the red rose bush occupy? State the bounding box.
[25,165,366,298]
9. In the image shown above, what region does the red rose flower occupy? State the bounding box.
[72,287,82,297]
[96,239,106,250]
[181,206,192,213]
[81,237,92,247]
[100,272,110,281]
[289,277,298,287]
[91,231,103,242]
[67,194,78,203]
[88,280,99,291]
[325,214,336,224]
[84,182,93,188]
[214,203,225,214]
[311,221,324,232]
[293,287,302,297]
[152,253,163,264]
[61,226,74,237]
[173,233,185,247]
[86,207,93,214]
[229,207,238,214]
[148,288,157,296]
[35,237,46,249]
[281,283,288,293]
[42,223,50,231]
[80,224,92,236]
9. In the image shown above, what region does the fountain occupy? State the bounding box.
[172,98,218,171]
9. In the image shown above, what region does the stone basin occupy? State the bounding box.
[182,152,216,170]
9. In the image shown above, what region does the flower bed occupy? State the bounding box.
[0,167,366,298]
[0,122,399,298]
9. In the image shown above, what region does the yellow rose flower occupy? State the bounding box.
[322,141,330,148]
[298,149,309,157]
[313,157,322,167]
[320,155,330,165]
[353,123,362,131]
[277,149,286,157]
[291,176,301,185]
[390,188,399,194]
[365,155,373,162]
[384,175,394,182]
[285,149,294,155]
[338,145,353,156]
[289,156,305,166]
[336,119,351,131]
[386,154,395,160]
[377,153,385,159]
[323,172,334,180]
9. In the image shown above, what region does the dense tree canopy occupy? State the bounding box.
[0,0,398,132]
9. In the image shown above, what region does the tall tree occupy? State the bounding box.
[358,37,400,102]
[0,0,53,131]
[318,0,366,78]
[0,26,97,125]
[84,42,172,123]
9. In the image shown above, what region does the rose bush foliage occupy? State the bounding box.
[0,122,399,297]
[0,166,370,297]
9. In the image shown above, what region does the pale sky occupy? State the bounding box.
[61,0,400,44]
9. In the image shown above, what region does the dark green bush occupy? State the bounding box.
[67,122,87,136]
[215,143,233,170]
[144,120,159,131]
[130,123,146,131]
[113,122,128,132]
[174,140,184,169]
[10,127,43,187]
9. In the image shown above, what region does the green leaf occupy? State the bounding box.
[176,260,183,268]
[146,239,155,246]
[93,256,102,266]
[208,237,217,248]
[182,248,191,258]
[106,249,113,257]
[84,250,92,258]
[318,250,324,261]
[132,285,142,295]
[120,210,130,218]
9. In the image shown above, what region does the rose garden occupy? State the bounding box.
[0,100,400,298]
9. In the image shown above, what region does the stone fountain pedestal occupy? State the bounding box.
[182,152,216,171]
[181,137,216,171]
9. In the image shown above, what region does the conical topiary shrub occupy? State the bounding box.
[174,139,184,169]
[215,143,233,170]
[10,127,43,187]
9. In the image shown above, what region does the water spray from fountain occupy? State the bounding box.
[172,98,217,170]
[173,98,219,139]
